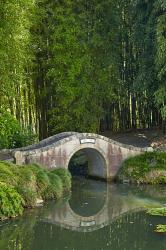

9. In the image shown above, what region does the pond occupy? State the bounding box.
[0,178,166,250]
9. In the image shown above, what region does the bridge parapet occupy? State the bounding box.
[12,132,153,180]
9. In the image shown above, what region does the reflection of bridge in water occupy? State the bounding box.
[44,182,161,232]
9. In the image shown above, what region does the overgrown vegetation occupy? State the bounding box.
[118,152,166,184]
[0,109,37,149]
[0,161,71,220]
[51,168,72,191]
[0,1,166,139]
[0,182,24,220]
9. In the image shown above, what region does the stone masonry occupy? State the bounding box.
[10,132,153,180]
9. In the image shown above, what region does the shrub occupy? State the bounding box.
[12,125,38,148]
[0,182,24,220]
[0,162,18,186]
[0,161,72,219]
[118,152,166,184]
[0,162,38,207]
[51,168,71,192]
[43,173,63,200]
[0,109,37,149]
[28,164,50,195]
[0,110,21,149]
[15,167,38,207]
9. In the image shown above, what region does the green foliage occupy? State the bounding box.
[0,0,36,124]
[43,173,63,200]
[28,164,50,195]
[12,126,38,148]
[155,224,166,234]
[0,161,18,186]
[0,161,71,219]
[0,182,24,220]
[155,86,166,120]
[0,213,36,250]
[33,0,120,135]
[50,168,72,192]
[0,110,21,149]
[147,207,166,216]
[1,0,166,137]
[155,1,166,122]
[16,167,38,207]
[0,109,37,149]
[118,152,166,184]
[0,162,38,207]
[29,0,166,134]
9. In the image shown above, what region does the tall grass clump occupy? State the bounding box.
[0,161,18,186]
[43,173,63,200]
[51,168,72,192]
[0,161,71,220]
[28,164,50,196]
[118,152,166,184]
[16,167,38,207]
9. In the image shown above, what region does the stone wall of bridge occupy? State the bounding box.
[12,132,153,180]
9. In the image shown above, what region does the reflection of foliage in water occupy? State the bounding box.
[68,150,90,177]
[142,185,166,200]
[0,200,62,250]
[0,181,166,250]
[0,211,37,250]
[115,184,166,203]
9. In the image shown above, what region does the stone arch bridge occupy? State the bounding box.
[9,132,152,180]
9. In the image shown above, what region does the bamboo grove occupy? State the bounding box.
[0,0,166,141]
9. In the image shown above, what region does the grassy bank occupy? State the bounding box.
[118,152,166,184]
[0,161,71,220]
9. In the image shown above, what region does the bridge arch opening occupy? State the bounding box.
[69,178,107,217]
[68,148,107,179]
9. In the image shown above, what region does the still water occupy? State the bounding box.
[0,178,166,250]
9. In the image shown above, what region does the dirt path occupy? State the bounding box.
[102,129,166,150]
